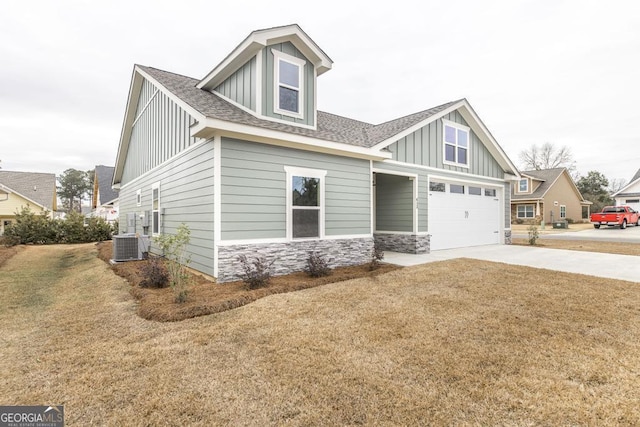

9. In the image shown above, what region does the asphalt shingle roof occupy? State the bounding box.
[138,65,459,148]
[511,168,565,200]
[0,170,56,210]
[95,165,118,204]
[630,168,640,183]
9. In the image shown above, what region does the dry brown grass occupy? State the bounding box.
[96,241,399,321]
[513,238,640,256]
[2,244,640,425]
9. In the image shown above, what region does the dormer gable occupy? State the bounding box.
[196,24,333,128]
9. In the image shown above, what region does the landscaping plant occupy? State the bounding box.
[138,256,169,288]
[154,224,192,303]
[369,240,385,270]
[305,251,331,277]
[238,254,274,289]
[527,224,539,245]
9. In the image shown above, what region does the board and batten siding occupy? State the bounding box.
[387,111,503,179]
[375,174,413,232]
[121,78,199,185]
[220,138,370,240]
[119,141,216,277]
[262,42,315,127]
[214,56,257,112]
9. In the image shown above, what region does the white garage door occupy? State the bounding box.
[428,180,502,251]
[622,199,640,212]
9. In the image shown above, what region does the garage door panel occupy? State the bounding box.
[429,182,501,251]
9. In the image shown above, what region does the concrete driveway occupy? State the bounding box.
[384,244,640,283]
[513,223,640,243]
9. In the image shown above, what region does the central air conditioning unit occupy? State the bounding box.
[112,234,151,262]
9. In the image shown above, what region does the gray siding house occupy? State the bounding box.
[113,24,520,282]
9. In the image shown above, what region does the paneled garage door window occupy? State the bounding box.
[469,186,482,196]
[429,181,445,192]
[450,184,465,194]
[485,188,496,197]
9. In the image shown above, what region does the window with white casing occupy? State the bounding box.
[517,204,535,218]
[285,166,326,240]
[560,205,566,218]
[273,50,305,119]
[151,183,160,236]
[136,189,142,207]
[443,120,470,167]
[519,179,528,193]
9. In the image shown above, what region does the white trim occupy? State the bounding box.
[372,168,418,179]
[255,52,263,116]
[151,182,160,236]
[380,160,507,183]
[518,178,529,193]
[442,118,470,168]
[284,165,327,240]
[131,88,159,127]
[191,118,391,161]
[119,139,208,191]
[213,136,222,278]
[560,204,567,219]
[272,49,305,119]
[136,189,142,207]
[373,230,430,236]
[217,233,371,247]
[210,91,317,131]
[0,183,48,211]
[370,161,374,235]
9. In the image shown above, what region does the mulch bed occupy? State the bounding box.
[96,241,399,322]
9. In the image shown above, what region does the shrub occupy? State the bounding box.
[238,254,274,289]
[3,207,55,244]
[86,217,113,242]
[305,252,331,277]
[155,224,192,303]
[527,224,539,245]
[138,257,169,288]
[515,218,524,225]
[369,240,385,271]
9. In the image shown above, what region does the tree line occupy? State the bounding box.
[57,168,94,213]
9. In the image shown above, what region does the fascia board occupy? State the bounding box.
[192,118,390,161]
[613,177,640,197]
[113,66,206,186]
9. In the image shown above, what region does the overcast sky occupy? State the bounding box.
[1,0,638,184]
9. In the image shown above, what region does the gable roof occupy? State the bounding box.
[613,167,640,197]
[0,170,57,210]
[513,168,588,202]
[197,24,333,91]
[94,165,119,205]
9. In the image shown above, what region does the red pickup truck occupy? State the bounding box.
[590,206,640,229]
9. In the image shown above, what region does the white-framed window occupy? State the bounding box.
[273,50,305,119]
[151,182,160,236]
[285,166,326,240]
[469,186,482,196]
[442,119,470,168]
[517,204,535,218]
[560,205,566,218]
[136,189,142,207]
[485,188,497,197]
[519,179,529,193]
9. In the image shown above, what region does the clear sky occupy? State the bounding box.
[1,0,638,184]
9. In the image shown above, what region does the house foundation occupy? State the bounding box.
[373,233,429,254]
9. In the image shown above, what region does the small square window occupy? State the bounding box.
[519,179,528,192]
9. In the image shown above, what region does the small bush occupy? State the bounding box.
[369,240,385,271]
[515,218,524,225]
[238,254,274,289]
[305,252,331,277]
[155,224,192,303]
[138,257,169,288]
[527,224,539,245]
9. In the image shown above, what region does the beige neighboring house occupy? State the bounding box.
[612,168,640,212]
[511,168,591,225]
[0,170,57,235]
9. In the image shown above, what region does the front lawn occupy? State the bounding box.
[2,244,640,425]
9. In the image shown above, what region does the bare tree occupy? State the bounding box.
[608,178,627,195]
[519,142,576,175]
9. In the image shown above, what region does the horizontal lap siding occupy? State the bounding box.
[374,163,428,232]
[221,138,370,240]
[376,174,413,232]
[122,79,199,184]
[387,111,503,179]
[119,142,215,277]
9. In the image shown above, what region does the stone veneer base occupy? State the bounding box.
[504,229,512,245]
[374,233,430,254]
[217,237,374,283]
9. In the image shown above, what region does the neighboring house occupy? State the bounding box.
[91,165,119,223]
[0,170,57,235]
[612,168,640,211]
[511,168,591,224]
[112,24,520,282]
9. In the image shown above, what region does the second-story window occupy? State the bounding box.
[519,179,528,192]
[273,50,305,118]
[442,120,470,168]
